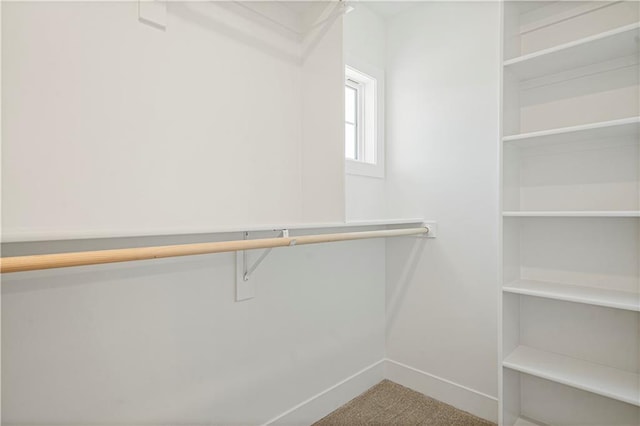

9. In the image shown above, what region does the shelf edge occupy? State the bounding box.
[502,282,640,312]
[503,22,640,67]
[503,346,640,407]
[502,211,640,217]
[502,117,640,142]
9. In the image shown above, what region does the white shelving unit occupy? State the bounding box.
[500,2,640,425]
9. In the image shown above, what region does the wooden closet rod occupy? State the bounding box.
[0,226,429,273]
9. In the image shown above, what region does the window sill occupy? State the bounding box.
[346,159,384,179]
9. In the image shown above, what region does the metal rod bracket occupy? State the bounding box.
[236,229,288,301]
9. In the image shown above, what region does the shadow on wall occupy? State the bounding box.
[386,237,428,334]
[0,254,225,295]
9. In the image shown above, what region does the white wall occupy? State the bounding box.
[3,1,505,423]
[383,2,500,422]
[1,2,385,424]
[343,3,387,221]
[1,1,345,241]
[1,231,385,424]
[301,3,346,223]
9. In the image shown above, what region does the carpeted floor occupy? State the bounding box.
[313,380,496,426]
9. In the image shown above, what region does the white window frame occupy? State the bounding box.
[345,78,364,162]
[345,58,385,179]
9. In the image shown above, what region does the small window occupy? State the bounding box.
[345,63,384,178]
[345,79,362,161]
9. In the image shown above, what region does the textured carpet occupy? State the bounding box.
[313,380,495,426]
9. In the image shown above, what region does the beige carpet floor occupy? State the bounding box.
[313,380,496,426]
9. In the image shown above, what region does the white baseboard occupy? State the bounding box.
[385,359,498,423]
[263,358,498,425]
[263,359,385,426]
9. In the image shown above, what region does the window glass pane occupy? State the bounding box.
[345,86,356,124]
[345,123,356,160]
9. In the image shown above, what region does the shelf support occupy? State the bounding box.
[243,229,288,281]
[236,229,288,301]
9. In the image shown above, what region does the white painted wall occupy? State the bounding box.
[301,3,345,223]
[1,1,345,241]
[383,2,501,421]
[1,231,385,424]
[343,3,387,221]
[1,2,385,424]
[3,1,506,424]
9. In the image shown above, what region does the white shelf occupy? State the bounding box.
[503,346,640,407]
[503,211,640,217]
[503,279,640,312]
[503,117,640,148]
[504,23,640,80]
[1,218,427,243]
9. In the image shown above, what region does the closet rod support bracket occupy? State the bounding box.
[243,229,288,281]
[236,229,288,302]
